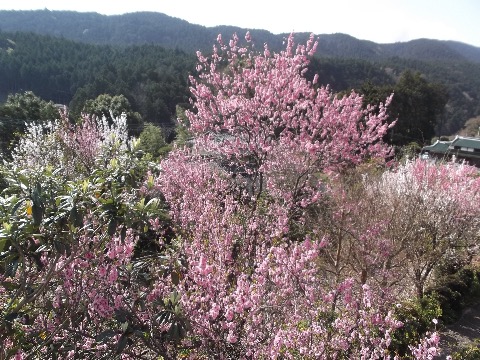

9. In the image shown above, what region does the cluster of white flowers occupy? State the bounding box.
[9,120,66,175]
[97,113,130,152]
[6,113,132,179]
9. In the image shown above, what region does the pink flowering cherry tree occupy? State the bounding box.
[365,158,480,298]
[154,32,428,358]
[311,157,480,357]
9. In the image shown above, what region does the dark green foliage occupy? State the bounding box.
[0,91,59,121]
[380,57,480,136]
[359,71,449,146]
[427,268,480,324]
[391,71,449,145]
[137,123,171,159]
[171,105,192,148]
[83,93,144,135]
[155,291,190,343]
[396,142,423,160]
[0,91,59,155]
[0,31,195,129]
[451,340,480,360]
[306,57,394,91]
[389,294,442,357]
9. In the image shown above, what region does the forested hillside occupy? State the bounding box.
[0,31,195,128]
[0,10,480,136]
[1,10,480,62]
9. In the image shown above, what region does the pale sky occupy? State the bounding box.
[1,0,479,47]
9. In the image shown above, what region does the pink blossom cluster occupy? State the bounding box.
[153,33,430,358]
[409,331,441,360]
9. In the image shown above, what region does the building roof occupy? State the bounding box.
[452,136,480,149]
[422,136,480,166]
[423,136,480,154]
[423,140,451,154]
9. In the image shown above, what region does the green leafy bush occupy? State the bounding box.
[428,267,480,324]
[390,294,442,357]
[451,340,480,360]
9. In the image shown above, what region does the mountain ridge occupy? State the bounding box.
[0,10,479,63]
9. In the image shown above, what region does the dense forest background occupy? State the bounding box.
[0,10,480,139]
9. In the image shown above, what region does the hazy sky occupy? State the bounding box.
[2,0,479,47]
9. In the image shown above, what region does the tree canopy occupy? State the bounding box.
[360,70,449,146]
[0,91,60,155]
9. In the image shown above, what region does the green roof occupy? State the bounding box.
[423,136,480,154]
[423,140,451,154]
[451,137,480,149]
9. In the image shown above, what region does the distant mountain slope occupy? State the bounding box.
[0,10,479,64]
[382,39,473,62]
[445,41,480,63]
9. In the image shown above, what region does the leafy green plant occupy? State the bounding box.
[390,294,442,357]
[451,340,480,360]
[428,267,480,324]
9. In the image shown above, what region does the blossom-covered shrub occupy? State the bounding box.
[0,114,176,358]
[9,112,130,179]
